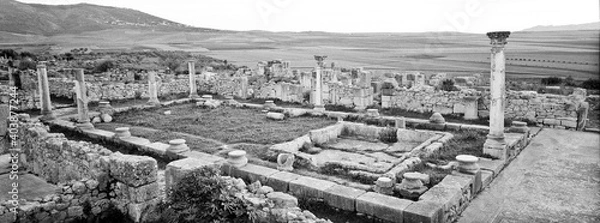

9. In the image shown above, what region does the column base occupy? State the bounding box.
[39,113,56,122]
[146,100,161,107]
[483,138,507,160]
[76,122,95,130]
[313,105,325,112]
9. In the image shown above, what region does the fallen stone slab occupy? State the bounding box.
[323,185,366,211]
[266,112,285,120]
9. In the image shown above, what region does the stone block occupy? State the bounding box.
[109,153,157,187]
[289,176,337,199]
[418,186,462,223]
[112,181,159,203]
[543,118,559,126]
[165,157,221,190]
[119,136,152,148]
[323,185,366,211]
[266,112,285,120]
[451,170,482,195]
[478,158,504,176]
[437,174,473,197]
[403,201,443,223]
[232,163,279,184]
[445,123,461,131]
[140,142,167,156]
[480,169,494,189]
[181,151,225,164]
[79,128,115,140]
[560,118,577,128]
[355,192,413,223]
[266,171,302,193]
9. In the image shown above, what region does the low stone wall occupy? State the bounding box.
[382,88,585,126]
[0,86,39,111]
[1,119,160,223]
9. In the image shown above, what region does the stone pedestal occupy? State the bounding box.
[484,31,510,159]
[463,96,479,120]
[227,150,248,168]
[74,69,93,130]
[187,60,199,99]
[114,127,132,139]
[456,155,479,175]
[147,71,160,106]
[37,63,55,121]
[428,112,445,130]
[313,104,325,112]
[509,121,529,133]
[264,100,276,109]
[395,117,406,129]
[167,139,190,156]
[374,177,394,195]
[398,172,427,200]
[366,109,379,117]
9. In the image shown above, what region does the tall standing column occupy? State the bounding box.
[187,60,199,99]
[483,31,510,159]
[74,69,93,130]
[37,63,55,121]
[147,71,160,106]
[313,55,326,111]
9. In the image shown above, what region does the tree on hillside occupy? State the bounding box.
[441,79,459,91]
[541,77,562,86]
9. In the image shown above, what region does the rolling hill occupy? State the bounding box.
[522,22,600,32]
[0,0,215,35]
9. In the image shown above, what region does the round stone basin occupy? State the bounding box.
[227,150,248,167]
[376,177,394,187]
[456,155,478,164]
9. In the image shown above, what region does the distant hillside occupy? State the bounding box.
[522,22,600,32]
[0,0,216,35]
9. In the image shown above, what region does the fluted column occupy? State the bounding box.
[313,55,326,111]
[483,31,510,159]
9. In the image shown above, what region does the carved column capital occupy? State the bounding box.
[487,31,510,52]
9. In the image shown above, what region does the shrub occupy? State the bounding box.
[17,60,37,71]
[441,79,458,91]
[378,127,398,143]
[93,60,116,73]
[541,77,562,86]
[580,78,600,90]
[164,166,252,223]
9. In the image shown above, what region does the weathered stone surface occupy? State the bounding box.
[267,192,298,209]
[356,192,413,223]
[289,176,337,199]
[266,112,285,120]
[323,185,366,211]
[429,112,445,124]
[403,201,443,223]
[112,181,159,203]
[266,171,302,192]
[165,157,220,190]
[232,164,279,184]
[109,153,157,187]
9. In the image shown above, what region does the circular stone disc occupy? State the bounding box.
[169,139,186,145]
[403,172,421,180]
[228,150,247,158]
[456,155,478,163]
[115,127,130,132]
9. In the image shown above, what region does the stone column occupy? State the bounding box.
[37,63,55,121]
[313,56,326,111]
[187,60,199,99]
[147,71,160,106]
[74,69,93,130]
[313,66,325,111]
[8,66,14,86]
[463,96,479,120]
[483,31,510,159]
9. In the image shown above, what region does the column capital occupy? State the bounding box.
[314,55,327,67]
[36,62,47,69]
[186,59,195,64]
[486,31,510,46]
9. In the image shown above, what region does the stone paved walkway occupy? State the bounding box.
[458,129,600,223]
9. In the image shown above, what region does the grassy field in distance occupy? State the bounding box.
[0,29,597,80]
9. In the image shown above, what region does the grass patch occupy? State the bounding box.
[107,103,336,145]
[423,129,490,164]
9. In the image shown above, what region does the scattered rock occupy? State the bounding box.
[266,112,285,120]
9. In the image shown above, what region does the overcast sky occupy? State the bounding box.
[18,0,600,33]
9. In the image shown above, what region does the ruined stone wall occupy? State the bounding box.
[382,88,582,125]
[0,85,39,110]
[3,119,160,223]
[326,83,374,108]
[254,82,307,103]
[199,76,250,99]
[47,78,191,102]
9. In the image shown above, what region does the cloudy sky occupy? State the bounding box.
[18,0,600,33]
